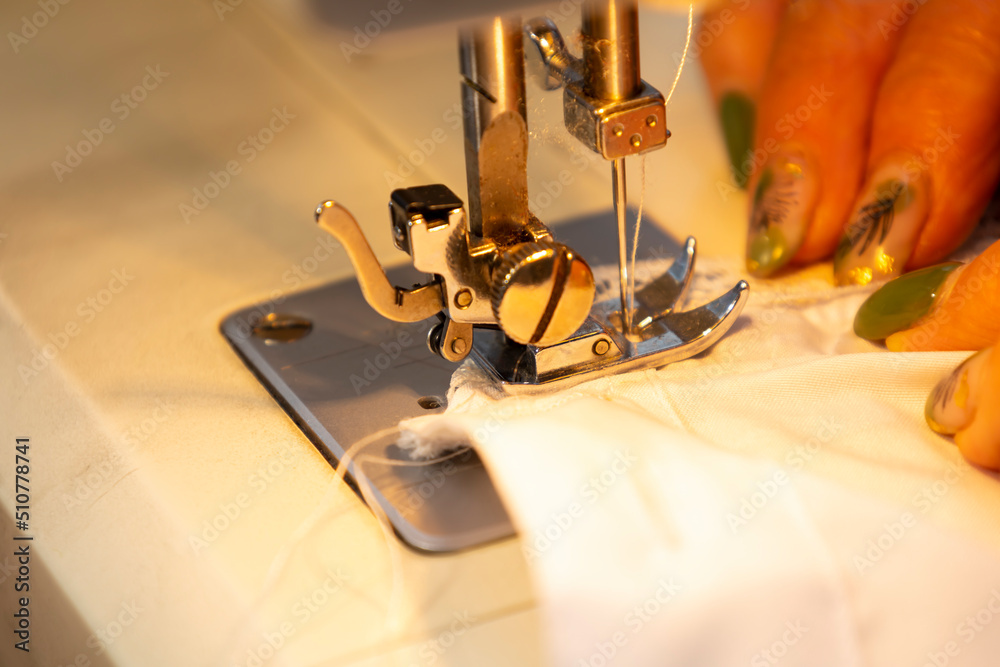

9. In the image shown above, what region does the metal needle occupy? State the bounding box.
[612,157,631,335]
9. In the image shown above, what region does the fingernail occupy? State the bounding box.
[746,148,818,277]
[834,159,929,286]
[853,262,962,341]
[719,92,755,189]
[925,348,990,435]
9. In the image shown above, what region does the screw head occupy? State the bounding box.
[252,313,313,344]
[612,123,624,137]
[454,288,473,309]
[645,114,657,127]
[451,337,467,355]
[630,134,642,148]
[492,241,595,347]
[592,339,610,356]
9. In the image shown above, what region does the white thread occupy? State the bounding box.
[225,426,473,663]
[228,8,700,656]
[629,4,694,316]
[629,155,646,316]
[665,4,695,108]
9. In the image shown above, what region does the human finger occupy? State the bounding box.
[833,0,1000,285]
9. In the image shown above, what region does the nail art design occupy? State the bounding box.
[835,162,928,286]
[839,182,902,258]
[746,150,818,277]
[853,262,962,341]
[925,349,989,435]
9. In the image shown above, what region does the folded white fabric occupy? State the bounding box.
[400,252,1000,666]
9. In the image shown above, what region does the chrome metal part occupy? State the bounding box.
[220,216,668,552]
[429,315,475,363]
[526,6,668,161]
[471,239,750,393]
[323,185,597,360]
[460,16,530,241]
[632,237,696,329]
[581,0,640,102]
[524,17,577,90]
[492,240,595,347]
[226,7,754,552]
[563,80,668,160]
[315,201,444,323]
[252,313,313,344]
[221,274,513,553]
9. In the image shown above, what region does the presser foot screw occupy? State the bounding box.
[454,288,473,309]
[252,313,313,344]
[451,338,468,355]
[592,339,610,356]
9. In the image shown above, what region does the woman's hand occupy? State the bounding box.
[699,0,1000,284]
[854,239,1000,468]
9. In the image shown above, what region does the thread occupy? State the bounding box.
[224,425,473,663]
[627,4,694,322]
[665,4,695,108]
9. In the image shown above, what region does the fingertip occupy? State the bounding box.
[955,431,1000,472]
[865,1,1000,270]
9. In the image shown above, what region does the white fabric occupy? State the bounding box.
[401,248,1000,666]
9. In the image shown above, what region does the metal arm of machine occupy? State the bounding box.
[315,200,444,323]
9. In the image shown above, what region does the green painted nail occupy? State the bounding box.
[745,152,816,278]
[720,92,755,189]
[746,226,789,277]
[853,262,962,341]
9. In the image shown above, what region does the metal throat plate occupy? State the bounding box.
[221,215,682,552]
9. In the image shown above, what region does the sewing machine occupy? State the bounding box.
[223,0,747,551]
[12,3,1000,665]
